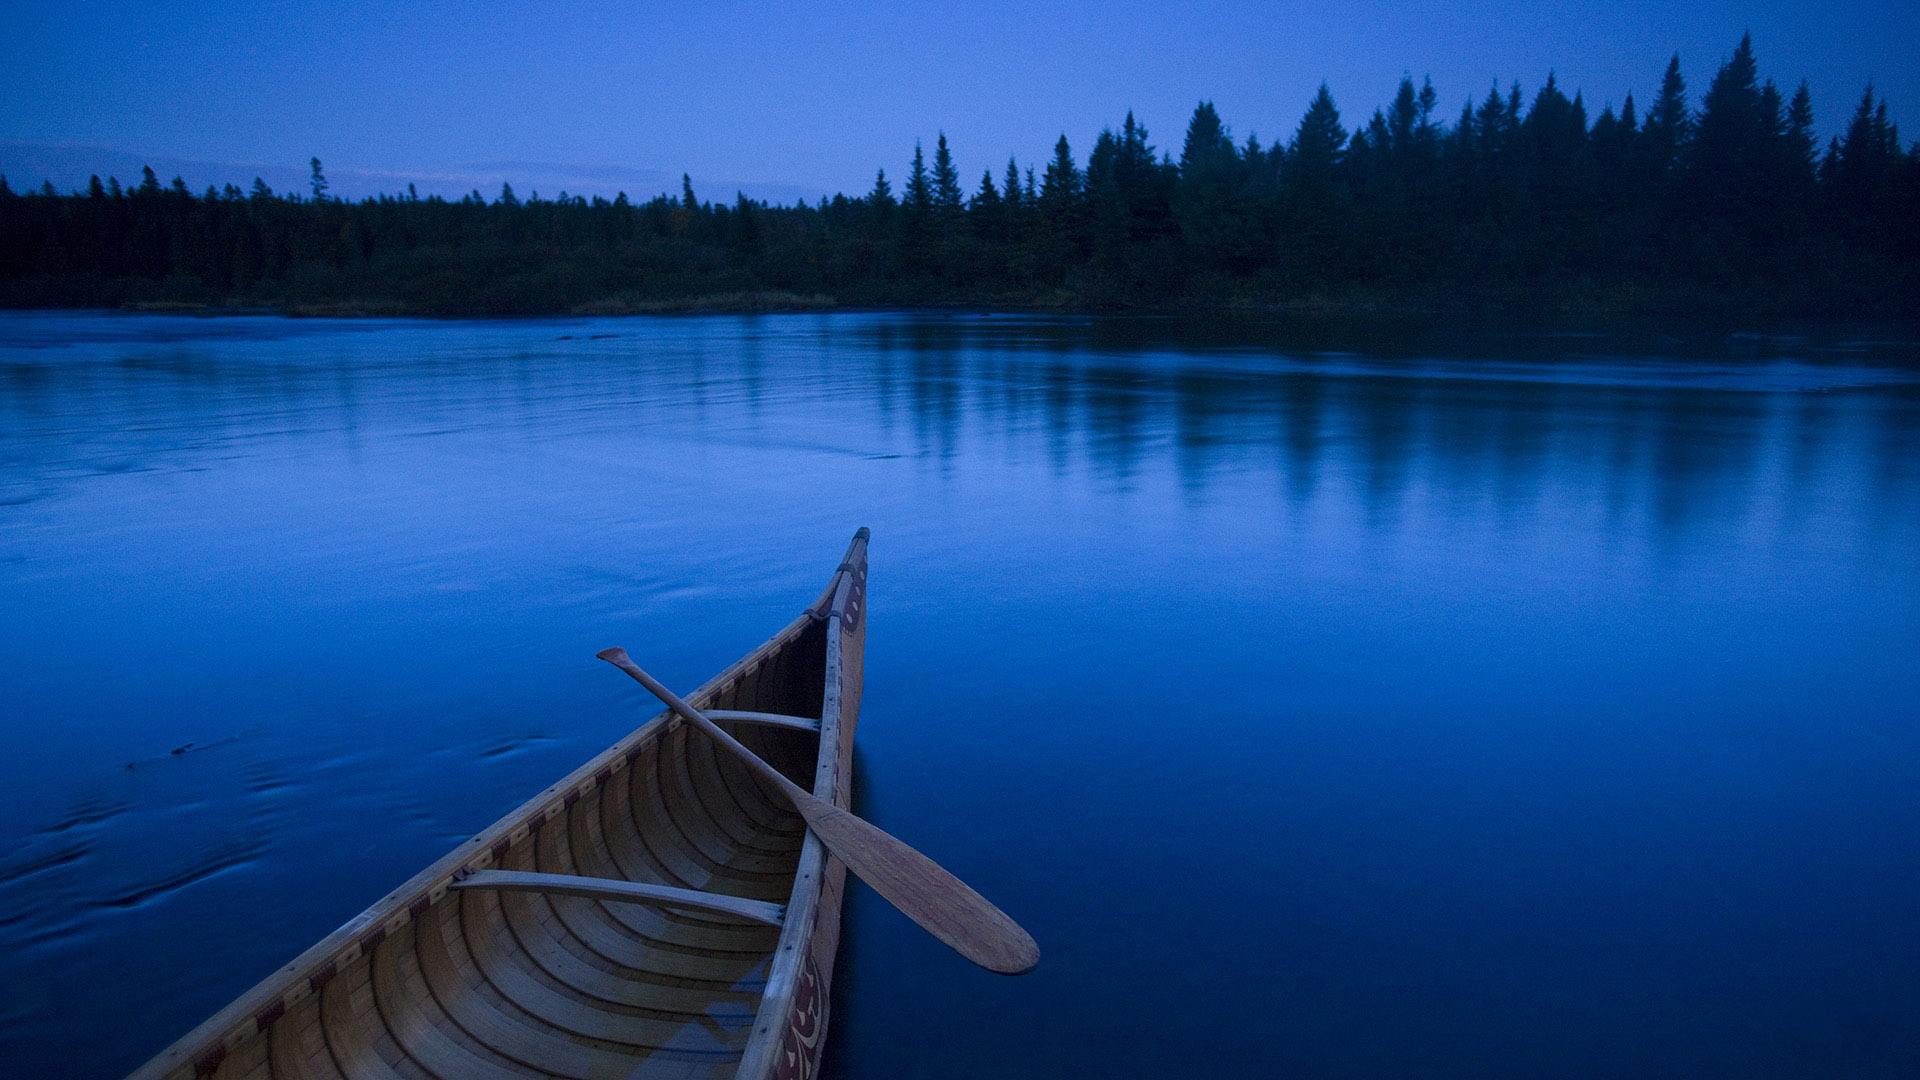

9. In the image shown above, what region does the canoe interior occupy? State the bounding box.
[133,533,868,1080]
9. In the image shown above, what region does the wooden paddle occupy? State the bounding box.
[596,647,1039,975]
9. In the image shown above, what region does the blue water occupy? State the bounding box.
[1,311,1917,1078]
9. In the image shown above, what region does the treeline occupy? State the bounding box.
[2,36,1915,319]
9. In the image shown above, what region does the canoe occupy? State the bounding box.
[133,529,870,1080]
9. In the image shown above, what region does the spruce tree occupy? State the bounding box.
[971,169,1002,242]
[1176,101,1245,270]
[932,134,964,223]
[1693,34,1765,192]
[1642,55,1692,180]
[973,169,1001,209]
[1288,84,1348,188]
[1784,82,1819,183]
[1282,85,1351,282]
[905,142,933,214]
[1040,135,1081,207]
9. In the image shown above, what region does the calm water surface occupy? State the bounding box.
[2,311,1918,1078]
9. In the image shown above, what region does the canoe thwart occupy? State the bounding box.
[702,709,822,733]
[450,869,785,926]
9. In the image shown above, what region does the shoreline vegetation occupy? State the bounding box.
[3,37,1915,327]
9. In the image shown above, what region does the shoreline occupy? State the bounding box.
[6,300,1918,362]
[8,291,1916,320]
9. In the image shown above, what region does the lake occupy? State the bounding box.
[1,311,1917,1078]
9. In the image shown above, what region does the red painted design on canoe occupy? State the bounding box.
[770,953,825,1080]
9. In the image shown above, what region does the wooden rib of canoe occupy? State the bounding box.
[132,529,870,1080]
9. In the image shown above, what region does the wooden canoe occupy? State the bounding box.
[132,529,870,1080]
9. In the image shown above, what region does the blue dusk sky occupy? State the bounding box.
[2,0,1914,202]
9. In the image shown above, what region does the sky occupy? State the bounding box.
[2,0,1914,203]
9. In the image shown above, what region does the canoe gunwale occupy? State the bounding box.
[130,530,869,1080]
[732,530,865,1079]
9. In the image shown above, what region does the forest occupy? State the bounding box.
[2,36,1915,320]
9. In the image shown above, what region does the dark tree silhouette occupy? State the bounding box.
[1,35,1913,319]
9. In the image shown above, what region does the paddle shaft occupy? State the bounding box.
[600,652,804,799]
[595,646,1040,975]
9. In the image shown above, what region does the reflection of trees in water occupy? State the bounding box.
[865,317,1907,554]
[4,314,1914,560]
[1866,390,1920,544]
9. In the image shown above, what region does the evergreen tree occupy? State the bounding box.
[1281,85,1352,282]
[1036,135,1084,280]
[1785,82,1819,181]
[972,169,1001,209]
[1175,101,1246,270]
[1040,135,1081,207]
[1642,55,1692,181]
[1693,34,1766,202]
[310,157,329,201]
[931,133,964,216]
[1288,84,1348,190]
[905,142,933,214]
[971,168,1003,250]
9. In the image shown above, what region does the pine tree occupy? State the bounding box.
[972,169,1001,209]
[1040,135,1081,208]
[1282,85,1352,283]
[1642,55,1692,180]
[971,169,1003,246]
[931,133,963,216]
[1176,101,1246,270]
[1693,34,1765,193]
[681,174,698,210]
[310,157,329,201]
[1288,84,1348,189]
[868,169,895,208]
[1387,77,1419,154]
[905,142,933,214]
[1785,82,1818,181]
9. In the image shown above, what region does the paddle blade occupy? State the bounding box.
[798,793,1039,975]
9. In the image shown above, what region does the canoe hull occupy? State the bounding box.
[131,530,869,1080]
